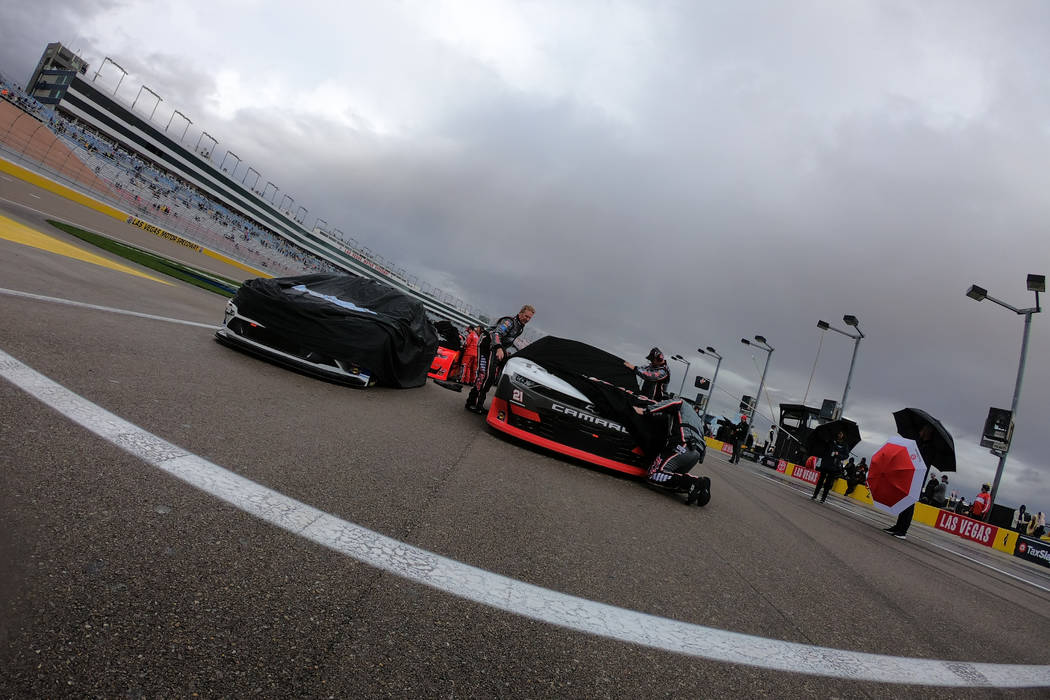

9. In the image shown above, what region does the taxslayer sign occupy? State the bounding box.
[1015,536,1050,568]
[934,511,997,547]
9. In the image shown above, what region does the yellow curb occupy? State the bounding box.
[0,213,171,285]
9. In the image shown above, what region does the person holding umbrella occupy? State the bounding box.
[810,429,851,503]
[882,409,955,539]
[803,418,861,502]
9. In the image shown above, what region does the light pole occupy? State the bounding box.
[965,274,1044,506]
[195,131,216,158]
[132,85,162,120]
[697,346,722,418]
[740,336,773,435]
[92,57,127,96]
[165,110,191,142]
[670,354,691,398]
[263,181,277,203]
[220,150,241,174]
[816,315,865,418]
[242,167,260,189]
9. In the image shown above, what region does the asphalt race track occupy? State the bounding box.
[2,171,1050,698]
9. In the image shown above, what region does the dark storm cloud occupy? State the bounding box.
[3,1,1049,508]
[0,0,121,87]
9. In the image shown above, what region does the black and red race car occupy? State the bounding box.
[427,320,464,383]
[485,336,707,483]
[216,273,438,388]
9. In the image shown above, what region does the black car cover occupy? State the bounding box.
[433,320,463,352]
[514,336,671,457]
[231,273,439,388]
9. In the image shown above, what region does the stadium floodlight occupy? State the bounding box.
[965,274,1045,506]
[740,336,773,437]
[697,347,723,419]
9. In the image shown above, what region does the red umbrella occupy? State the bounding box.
[867,437,927,516]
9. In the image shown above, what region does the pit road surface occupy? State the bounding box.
[2,174,1049,698]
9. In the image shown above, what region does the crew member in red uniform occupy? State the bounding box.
[460,326,479,384]
[970,483,992,521]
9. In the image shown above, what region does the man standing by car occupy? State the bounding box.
[460,325,480,384]
[624,347,671,400]
[465,305,535,413]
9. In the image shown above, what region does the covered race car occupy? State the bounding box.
[428,320,464,383]
[216,273,438,388]
[486,336,707,487]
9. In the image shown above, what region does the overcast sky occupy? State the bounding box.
[3,0,1049,513]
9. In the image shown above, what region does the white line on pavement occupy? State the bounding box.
[0,287,218,329]
[1,347,1048,688]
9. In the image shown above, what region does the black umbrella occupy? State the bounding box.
[892,408,956,472]
[804,418,862,455]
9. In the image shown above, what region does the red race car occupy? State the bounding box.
[428,320,464,384]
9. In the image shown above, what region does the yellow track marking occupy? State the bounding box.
[0,214,172,285]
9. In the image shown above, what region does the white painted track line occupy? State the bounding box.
[0,287,217,328]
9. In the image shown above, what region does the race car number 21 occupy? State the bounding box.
[512,389,524,403]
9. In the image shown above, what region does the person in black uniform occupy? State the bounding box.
[729,417,748,464]
[465,305,535,413]
[810,430,850,503]
[624,347,671,400]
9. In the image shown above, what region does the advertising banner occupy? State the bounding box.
[934,510,998,548]
[790,464,820,485]
[1014,535,1050,568]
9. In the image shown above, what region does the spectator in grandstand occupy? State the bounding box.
[930,475,949,508]
[969,483,992,521]
[920,474,940,504]
[1014,504,1031,532]
[465,305,535,414]
[843,457,868,496]
[1027,511,1046,538]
